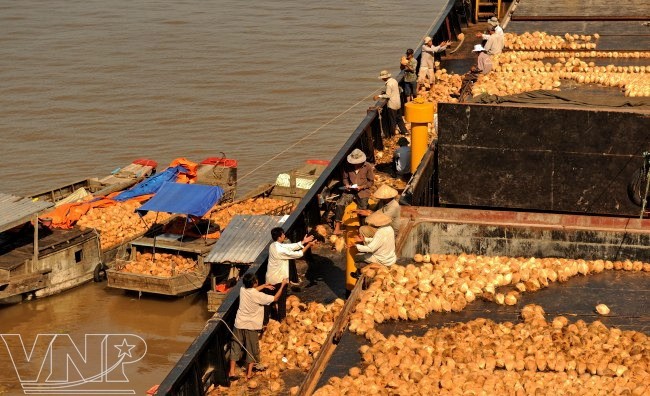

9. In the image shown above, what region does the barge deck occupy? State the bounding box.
[157,0,649,394]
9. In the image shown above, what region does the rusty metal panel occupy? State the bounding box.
[437,103,650,216]
[399,206,650,261]
[0,193,54,234]
[204,215,284,264]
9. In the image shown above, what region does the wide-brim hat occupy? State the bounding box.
[373,184,398,200]
[378,70,391,79]
[365,211,391,227]
[473,44,485,52]
[359,225,377,238]
[347,148,366,164]
[487,17,499,26]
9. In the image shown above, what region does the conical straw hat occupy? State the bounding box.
[359,225,377,238]
[373,184,398,200]
[365,211,391,227]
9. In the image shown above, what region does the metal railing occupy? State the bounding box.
[156,4,458,394]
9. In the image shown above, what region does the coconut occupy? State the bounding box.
[595,304,610,315]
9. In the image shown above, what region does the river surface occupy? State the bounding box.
[0,1,442,394]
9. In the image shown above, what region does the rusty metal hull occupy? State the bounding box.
[399,206,650,261]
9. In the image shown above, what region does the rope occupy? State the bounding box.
[237,89,380,183]
[237,19,443,183]
[214,317,260,364]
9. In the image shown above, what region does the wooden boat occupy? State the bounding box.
[204,160,329,312]
[67,156,239,276]
[106,235,215,296]
[0,194,102,304]
[28,159,158,205]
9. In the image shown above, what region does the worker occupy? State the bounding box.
[350,211,396,278]
[400,48,418,102]
[356,184,401,236]
[374,70,409,137]
[483,25,504,55]
[393,137,412,179]
[264,228,315,322]
[419,36,452,90]
[471,44,493,75]
[333,148,375,235]
[228,273,287,381]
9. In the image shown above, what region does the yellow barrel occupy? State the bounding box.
[404,100,435,173]
[341,202,361,291]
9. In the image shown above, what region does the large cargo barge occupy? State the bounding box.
[155,0,649,394]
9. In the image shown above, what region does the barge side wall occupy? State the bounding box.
[436,102,650,217]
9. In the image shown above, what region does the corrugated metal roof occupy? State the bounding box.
[205,214,285,264]
[0,193,54,233]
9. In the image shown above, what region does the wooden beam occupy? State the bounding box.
[297,277,366,396]
[32,214,38,273]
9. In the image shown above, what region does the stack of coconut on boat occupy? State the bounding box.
[470,31,650,97]
[206,197,293,231]
[77,200,172,250]
[118,252,197,277]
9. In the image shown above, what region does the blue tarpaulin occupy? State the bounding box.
[136,182,224,217]
[113,165,187,202]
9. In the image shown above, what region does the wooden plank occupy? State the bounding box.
[297,276,366,396]
[130,236,215,254]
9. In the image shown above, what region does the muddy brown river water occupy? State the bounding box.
[0,0,443,393]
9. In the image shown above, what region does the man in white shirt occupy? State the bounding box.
[264,227,315,321]
[374,70,409,137]
[350,212,396,278]
[419,36,451,89]
[483,25,504,55]
[228,273,287,381]
[478,17,504,40]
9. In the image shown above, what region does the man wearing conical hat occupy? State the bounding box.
[350,211,396,278]
[356,184,401,236]
[333,148,374,235]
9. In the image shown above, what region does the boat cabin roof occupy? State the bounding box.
[0,227,92,271]
[0,193,53,234]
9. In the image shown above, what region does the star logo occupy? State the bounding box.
[115,339,135,359]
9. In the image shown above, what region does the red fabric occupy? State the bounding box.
[200,157,238,168]
[132,158,158,168]
[306,159,330,165]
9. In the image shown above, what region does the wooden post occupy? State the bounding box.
[32,214,39,272]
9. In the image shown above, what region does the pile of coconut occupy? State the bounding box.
[212,296,344,395]
[315,304,649,395]
[471,31,650,97]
